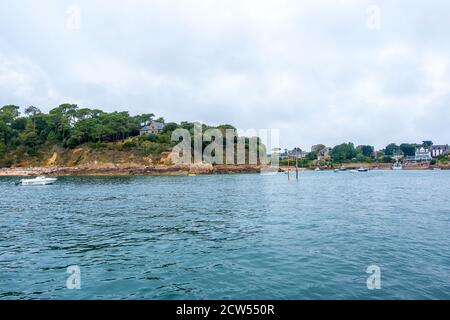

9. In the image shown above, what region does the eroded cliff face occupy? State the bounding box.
[0,164,266,176]
[12,145,154,168]
[0,146,267,176]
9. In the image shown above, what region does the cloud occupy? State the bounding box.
[0,53,67,107]
[0,0,449,149]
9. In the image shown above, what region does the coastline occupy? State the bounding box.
[1,163,448,177]
[0,164,271,177]
[280,162,449,171]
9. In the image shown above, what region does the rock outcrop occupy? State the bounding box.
[0,163,268,176]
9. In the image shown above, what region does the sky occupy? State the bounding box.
[0,0,449,150]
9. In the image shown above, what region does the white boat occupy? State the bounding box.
[357,167,369,172]
[315,168,321,171]
[392,162,403,170]
[21,176,57,186]
[349,169,358,173]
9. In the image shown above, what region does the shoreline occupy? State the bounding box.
[0,164,273,177]
[1,163,448,177]
[279,163,449,171]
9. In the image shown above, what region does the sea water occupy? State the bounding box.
[0,171,449,299]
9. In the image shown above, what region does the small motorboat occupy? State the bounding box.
[392,162,403,170]
[357,167,369,172]
[314,168,321,171]
[20,176,57,186]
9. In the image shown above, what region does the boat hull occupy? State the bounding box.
[21,178,57,186]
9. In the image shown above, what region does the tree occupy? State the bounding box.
[382,156,393,163]
[399,143,416,157]
[357,145,374,158]
[0,103,269,165]
[162,122,179,133]
[384,143,399,156]
[25,106,42,132]
[137,113,155,124]
[0,105,20,120]
[305,151,317,161]
[311,144,326,153]
[422,140,433,148]
[331,142,356,162]
[0,105,20,146]
[47,104,77,141]
[24,106,41,117]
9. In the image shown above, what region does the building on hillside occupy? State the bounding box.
[139,120,165,135]
[279,148,307,160]
[431,145,449,158]
[317,147,331,161]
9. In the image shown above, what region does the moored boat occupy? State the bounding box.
[20,176,57,186]
[392,162,403,170]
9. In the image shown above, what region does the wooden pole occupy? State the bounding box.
[287,156,290,180]
[295,156,298,180]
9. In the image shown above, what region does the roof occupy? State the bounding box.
[150,121,165,130]
[431,145,448,149]
[140,121,165,131]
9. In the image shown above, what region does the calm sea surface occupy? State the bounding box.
[0,171,449,299]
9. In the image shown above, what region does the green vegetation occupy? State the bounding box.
[282,140,448,168]
[0,103,265,167]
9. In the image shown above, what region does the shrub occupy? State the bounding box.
[147,133,158,142]
[382,156,393,163]
[122,140,137,150]
[87,141,107,149]
[0,158,13,168]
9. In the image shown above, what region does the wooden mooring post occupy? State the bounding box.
[287,155,299,181]
[287,156,290,181]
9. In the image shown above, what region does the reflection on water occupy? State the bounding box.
[0,171,449,299]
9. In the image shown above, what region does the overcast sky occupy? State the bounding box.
[1,0,449,150]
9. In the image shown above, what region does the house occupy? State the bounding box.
[414,147,432,162]
[317,147,331,161]
[431,145,449,158]
[404,147,432,163]
[279,148,307,160]
[139,120,165,135]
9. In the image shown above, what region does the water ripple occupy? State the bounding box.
[0,171,449,299]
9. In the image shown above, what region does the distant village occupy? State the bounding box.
[279,141,449,167]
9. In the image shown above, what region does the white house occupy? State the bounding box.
[414,147,432,162]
